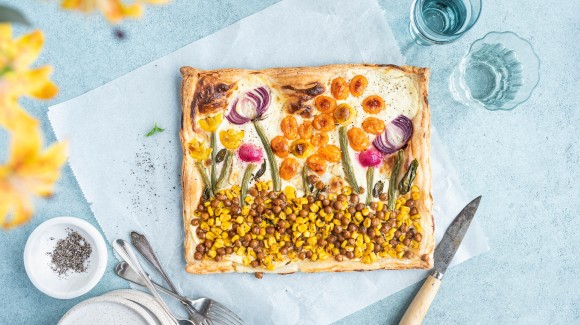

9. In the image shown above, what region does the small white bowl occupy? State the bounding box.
[24,217,108,299]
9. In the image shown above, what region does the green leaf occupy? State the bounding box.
[0,6,30,26]
[145,123,165,137]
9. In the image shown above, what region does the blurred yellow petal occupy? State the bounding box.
[0,23,13,41]
[0,188,34,229]
[144,0,171,4]
[0,103,68,229]
[31,80,59,99]
[59,0,168,23]
[14,30,44,68]
[61,0,84,10]
[2,66,57,100]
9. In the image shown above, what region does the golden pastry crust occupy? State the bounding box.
[180,64,433,274]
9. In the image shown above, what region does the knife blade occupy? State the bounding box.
[400,196,482,325]
[433,195,482,278]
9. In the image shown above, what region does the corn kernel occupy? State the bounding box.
[297,224,308,233]
[388,249,397,257]
[243,256,251,266]
[395,244,405,253]
[343,187,352,195]
[363,218,371,228]
[397,251,405,259]
[354,212,363,223]
[307,237,317,246]
[284,186,296,200]
[362,208,370,216]
[411,185,419,192]
[361,255,371,264]
[356,236,363,247]
[267,264,275,270]
[377,202,384,211]
[370,252,378,262]
[379,251,388,258]
[207,250,217,258]
[200,222,209,231]
[399,234,406,242]
[354,247,363,258]
[205,232,215,240]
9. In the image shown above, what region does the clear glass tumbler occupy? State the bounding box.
[449,31,540,111]
[410,0,482,45]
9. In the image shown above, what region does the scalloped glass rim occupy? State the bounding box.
[455,31,541,111]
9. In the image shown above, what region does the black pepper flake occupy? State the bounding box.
[46,228,92,278]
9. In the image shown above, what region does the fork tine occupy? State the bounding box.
[208,309,241,325]
[210,302,243,323]
[206,312,233,325]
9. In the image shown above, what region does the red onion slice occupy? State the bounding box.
[226,86,271,125]
[372,115,413,154]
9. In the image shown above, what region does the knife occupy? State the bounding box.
[399,196,482,325]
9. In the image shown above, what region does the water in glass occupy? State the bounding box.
[410,0,481,45]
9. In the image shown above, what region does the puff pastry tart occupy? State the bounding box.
[180,64,433,275]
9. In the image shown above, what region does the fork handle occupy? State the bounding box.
[131,231,180,293]
[113,240,181,323]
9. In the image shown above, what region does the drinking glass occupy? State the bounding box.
[449,31,540,111]
[409,0,482,45]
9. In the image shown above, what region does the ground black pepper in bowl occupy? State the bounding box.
[47,228,92,278]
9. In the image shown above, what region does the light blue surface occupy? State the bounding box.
[0,0,578,324]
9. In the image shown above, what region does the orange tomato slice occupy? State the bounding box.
[270,136,289,158]
[312,114,336,132]
[314,96,337,114]
[347,127,370,151]
[362,95,385,114]
[310,132,329,147]
[331,77,349,100]
[280,157,300,180]
[306,154,326,175]
[280,115,299,140]
[350,75,368,97]
[298,120,314,140]
[318,144,341,163]
[362,117,386,135]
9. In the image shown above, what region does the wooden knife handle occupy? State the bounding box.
[399,274,442,325]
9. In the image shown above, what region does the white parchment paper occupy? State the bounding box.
[48,0,489,323]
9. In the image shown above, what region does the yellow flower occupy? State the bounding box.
[60,0,170,24]
[198,113,223,133]
[0,102,68,229]
[0,25,58,101]
[219,129,244,150]
[187,138,212,161]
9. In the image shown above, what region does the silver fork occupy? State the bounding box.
[130,232,243,325]
[130,232,208,324]
[113,239,203,325]
[115,262,243,325]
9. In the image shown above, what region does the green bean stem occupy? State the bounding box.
[196,162,214,198]
[253,121,281,191]
[387,150,404,211]
[240,163,257,206]
[210,132,217,188]
[302,165,310,196]
[338,126,360,193]
[214,150,233,191]
[366,167,374,205]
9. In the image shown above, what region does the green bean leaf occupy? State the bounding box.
[253,160,267,181]
[398,159,419,194]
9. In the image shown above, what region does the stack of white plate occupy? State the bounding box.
[58,289,176,325]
